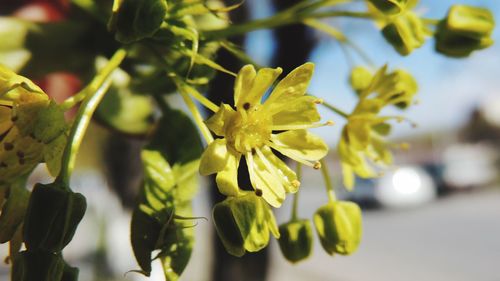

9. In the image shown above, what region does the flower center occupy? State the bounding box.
[225,109,272,154]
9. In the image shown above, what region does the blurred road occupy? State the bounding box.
[269,188,500,281]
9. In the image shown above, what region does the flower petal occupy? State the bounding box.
[263,62,314,108]
[341,163,355,190]
[259,146,299,193]
[264,200,280,239]
[270,130,328,162]
[246,152,285,208]
[237,67,282,110]
[215,149,241,196]
[234,65,256,107]
[199,138,229,176]
[205,103,235,136]
[270,96,321,127]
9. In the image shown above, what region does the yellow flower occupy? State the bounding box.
[0,65,66,184]
[339,65,416,189]
[199,63,329,207]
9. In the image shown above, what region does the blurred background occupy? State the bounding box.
[1,0,500,280]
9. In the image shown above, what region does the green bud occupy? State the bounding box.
[446,5,494,39]
[12,251,65,281]
[108,0,168,44]
[23,183,87,252]
[367,0,408,15]
[435,5,495,57]
[277,219,313,263]
[382,12,428,55]
[212,191,279,257]
[350,67,373,94]
[377,69,418,109]
[313,201,362,255]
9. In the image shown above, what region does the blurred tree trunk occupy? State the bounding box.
[207,1,316,281]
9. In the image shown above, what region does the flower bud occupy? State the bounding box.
[313,201,362,255]
[12,251,65,281]
[350,67,373,94]
[435,5,495,57]
[382,12,428,55]
[377,69,418,109]
[446,5,494,39]
[212,191,279,257]
[367,0,408,15]
[23,183,87,252]
[277,219,313,263]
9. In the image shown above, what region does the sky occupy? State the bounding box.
[246,0,500,145]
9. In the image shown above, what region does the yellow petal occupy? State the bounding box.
[246,152,285,208]
[205,103,235,136]
[342,163,355,190]
[215,149,241,197]
[237,67,282,110]
[260,146,299,193]
[263,200,280,239]
[199,138,229,176]
[270,130,328,162]
[234,65,256,107]
[264,62,314,108]
[270,96,321,127]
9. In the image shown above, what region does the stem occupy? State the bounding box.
[320,159,337,202]
[291,163,302,221]
[173,78,214,144]
[321,99,350,118]
[183,83,220,113]
[57,49,127,185]
[203,9,374,40]
[61,50,126,110]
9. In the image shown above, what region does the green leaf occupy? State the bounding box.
[96,86,156,136]
[131,128,201,279]
[147,106,203,165]
[109,0,168,44]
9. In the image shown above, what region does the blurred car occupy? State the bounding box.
[343,166,437,208]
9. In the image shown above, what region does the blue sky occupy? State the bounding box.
[246,0,500,145]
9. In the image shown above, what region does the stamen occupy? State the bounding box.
[255,189,263,197]
[271,121,333,131]
[313,98,324,104]
[313,161,321,170]
[291,180,301,189]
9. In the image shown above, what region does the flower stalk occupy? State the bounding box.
[57,48,127,186]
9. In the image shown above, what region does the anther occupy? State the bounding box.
[243,103,251,110]
[291,180,301,188]
[313,161,321,170]
[255,189,263,197]
[325,120,335,126]
[4,142,14,151]
[313,98,324,104]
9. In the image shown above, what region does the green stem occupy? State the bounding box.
[320,159,337,202]
[291,163,302,221]
[57,49,127,185]
[322,99,349,118]
[173,78,215,144]
[203,9,374,40]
